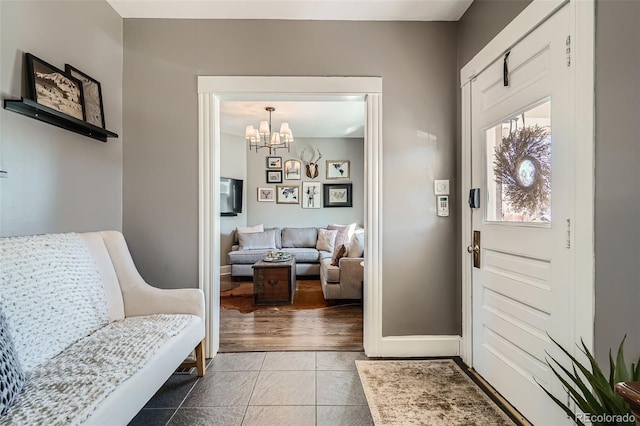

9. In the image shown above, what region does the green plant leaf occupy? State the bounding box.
[614,336,630,384]
[535,377,586,426]
[545,355,604,414]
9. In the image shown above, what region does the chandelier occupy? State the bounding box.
[245,107,293,154]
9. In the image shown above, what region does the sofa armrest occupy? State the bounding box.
[99,231,205,319]
[338,257,364,299]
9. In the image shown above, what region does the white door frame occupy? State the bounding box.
[197,76,383,357]
[460,0,595,365]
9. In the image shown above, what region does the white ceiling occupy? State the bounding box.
[220,101,366,138]
[106,0,473,20]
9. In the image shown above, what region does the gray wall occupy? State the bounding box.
[123,19,458,335]
[594,0,640,365]
[0,0,123,237]
[457,0,532,67]
[455,0,531,333]
[246,137,364,228]
[220,132,247,267]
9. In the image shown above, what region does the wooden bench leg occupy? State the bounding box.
[195,340,206,377]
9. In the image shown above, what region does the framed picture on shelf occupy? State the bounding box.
[323,183,352,207]
[276,185,300,204]
[65,64,106,128]
[266,170,283,183]
[326,160,350,180]
[25,53,85,121]
[301,182,322,209]
[266,156,282,169]
[284,159,301,180]
[257,187,275,202]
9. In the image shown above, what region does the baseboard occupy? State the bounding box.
[220,265,231,275]
[374,335,461,358]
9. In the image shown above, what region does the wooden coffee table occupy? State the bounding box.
[252,257,297,305]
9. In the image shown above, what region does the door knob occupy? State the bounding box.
[467,245,479,254]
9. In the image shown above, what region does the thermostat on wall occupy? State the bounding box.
[434,179,449,195]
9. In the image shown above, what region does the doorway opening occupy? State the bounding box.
[217,98,366,352]
[197,76,384,359]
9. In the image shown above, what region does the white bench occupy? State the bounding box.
[0,231,206,425]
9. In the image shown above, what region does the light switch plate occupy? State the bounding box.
[434,179,449,195]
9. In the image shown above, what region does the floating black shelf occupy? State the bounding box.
[3,98,118,143]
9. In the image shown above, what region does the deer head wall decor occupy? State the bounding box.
[300,147,322,179]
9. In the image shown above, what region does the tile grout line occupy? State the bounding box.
[164,374,202,425]
[241,352,266,424]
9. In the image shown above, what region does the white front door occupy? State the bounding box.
[470,5,574,425]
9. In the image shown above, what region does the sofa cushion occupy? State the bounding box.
[282,248,320,263]
[328,223,356,248]
[0,233,109,373]
[0,310,25,416]
[331,244,347,266]
[238,229,277,250]
[316,229,338,252]
[282,227,318,248]
[348,230,365,258]
[228,249,271,265]
[1,314,195,425]
[318,250,333,261]
[321,258,341,283]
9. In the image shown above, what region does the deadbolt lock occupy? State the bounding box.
[469,231,481,268]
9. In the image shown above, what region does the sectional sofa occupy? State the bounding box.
[227,226,364,300]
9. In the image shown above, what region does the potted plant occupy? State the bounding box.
[540,336,639,426]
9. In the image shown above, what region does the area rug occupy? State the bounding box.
[355,359,515,425]
[220,280,357,313]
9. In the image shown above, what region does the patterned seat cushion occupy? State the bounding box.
[1,314,193,425]
[0,310,25,417]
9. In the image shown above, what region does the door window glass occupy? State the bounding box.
[485,100,551,223]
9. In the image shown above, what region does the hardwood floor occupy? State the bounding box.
[218,278,363,352]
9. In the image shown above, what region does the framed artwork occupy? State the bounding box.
[284,159,301,180]
[26,53,85,121]
[65,64,105,128]
[323,183,353,207]
[257,187,275,202]
[276,185,300,204]
[266,170,283,183]
[301,182,322,209]
[266,156,282,169]
[326,160,350,179]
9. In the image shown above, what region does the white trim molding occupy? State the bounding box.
[197,76,390,358]
[459,0,595,366]
[379,336,461,358]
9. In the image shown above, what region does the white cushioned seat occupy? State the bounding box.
[3,314,200,425]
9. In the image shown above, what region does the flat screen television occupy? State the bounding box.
[220,177,243,216]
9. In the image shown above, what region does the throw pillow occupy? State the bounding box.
[237,224,264,234]
[328,223,357,248]
[235,224,264,243]
[347,230,365,258]
[316,229,338,253]
[238,229,277,250]
[0,309,26,416]
[331,244,347,266]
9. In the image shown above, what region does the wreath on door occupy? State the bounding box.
[492,125,551,213]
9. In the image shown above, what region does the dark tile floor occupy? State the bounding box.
[129,352,373,426]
